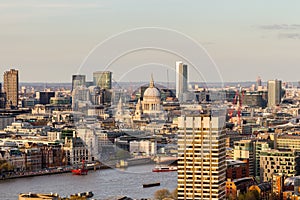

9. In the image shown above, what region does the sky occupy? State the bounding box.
[1,0,300,83]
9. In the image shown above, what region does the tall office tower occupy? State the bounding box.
[72,75,86,91]
[93,71,112,89]
[3,69,19,109]
[177,115,226,200]
[176,61,188,101]
[267,79,282,108]
[256,76,262,88]
[0,83,6,108]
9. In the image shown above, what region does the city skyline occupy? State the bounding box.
[1,1,300,82]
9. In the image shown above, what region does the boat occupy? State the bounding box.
[19,191,93,200]
[116,160,128,168]
[72,160,88,175]
[19,193,60,200]
[143,182,160,188]
[152,166,177,172]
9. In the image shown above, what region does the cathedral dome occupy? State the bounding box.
[144,87,160,98]
[143,75,160,99]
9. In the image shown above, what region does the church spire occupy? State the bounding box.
[150,73,154,88]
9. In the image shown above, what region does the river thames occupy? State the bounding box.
[0,164,177,200]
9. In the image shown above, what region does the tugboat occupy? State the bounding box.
[72,160,88,175]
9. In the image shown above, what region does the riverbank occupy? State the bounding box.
[0,164,110,181]
[0,157,158,181]
[0,164,177,200]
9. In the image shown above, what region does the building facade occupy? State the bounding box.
[175,61,188,102]
[233,140,255,177]
[267,79,282,108]
[93,71,112,89]
[3,69,19,109]
[260,150,300,182]
[177,115,226,200]
[72,74,86,91]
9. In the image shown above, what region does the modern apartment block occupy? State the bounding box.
[177,115,226,200]
[260,150,300,182]
[233,140,255,177]
[254,141,270,179]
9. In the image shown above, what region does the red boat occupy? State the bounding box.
[152,166,177,172]
[72,160,88,175]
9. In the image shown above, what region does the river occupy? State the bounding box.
[0,164,177,200]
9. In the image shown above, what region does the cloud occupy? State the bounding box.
[279,33,300,40]
[0,2,104,9]
[33,3,104,9]
[258,24,300,30]
[256,24,300,40]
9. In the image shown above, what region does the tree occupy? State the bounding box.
[115,149,131,160]
[238,190,259,200]
[171,188,177,199]
[270,192,280,200]
[154,189,171,200]
[238,193,245,200]
[0,160,14,172]
[245,192,257,200]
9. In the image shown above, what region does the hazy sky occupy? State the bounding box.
[1,0,300,83]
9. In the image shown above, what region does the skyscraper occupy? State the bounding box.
[176,61,188,101]
[72,74,86,91]
[93,71,112,89]
[0,83,6,108]
[267,79,282,108]
[3,69,19,109]
[177,115,226,200]
[256,76,262,88]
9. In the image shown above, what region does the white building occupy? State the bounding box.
[76,127,99,161]
[4,122,37,135]
[63,137,90,165]
[129,140,156,156]
[176,61,188,102]
[72,86,91,112]
[133,76,166,122]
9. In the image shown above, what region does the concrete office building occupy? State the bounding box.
[3,69,19,109]
[177,115,226,200]
[176,61,188,102]
[267,79,282,108]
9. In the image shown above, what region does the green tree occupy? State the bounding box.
[154,189,171,200]
[115,150,131,160]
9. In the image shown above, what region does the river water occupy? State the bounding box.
[0,164,177,200]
